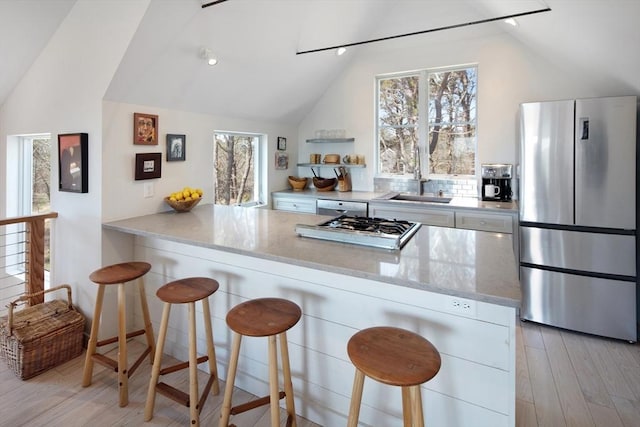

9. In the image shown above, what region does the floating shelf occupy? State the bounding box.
[306,138,355,143]
[297,163,366,168]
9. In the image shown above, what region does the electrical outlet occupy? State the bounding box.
[448,297,476,317]
[143,182,154,198]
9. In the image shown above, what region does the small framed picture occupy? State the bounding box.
[135,152,162,180]
[58,133,88,193]
[277,136,286,151]
[133,112,158,145]
[275,152,288,170]
[166,134,186,161]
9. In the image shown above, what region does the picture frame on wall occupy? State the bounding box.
[58,132,88,193]
[277,136,286,151]
[275,152,288,170]
[133,112,158,145]
[166,134,186,161]
[135,152,162,180]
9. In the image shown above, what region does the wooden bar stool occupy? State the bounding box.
[82,261,155,407]
[219,298,301,427]
[145,277,220,426]
[346,326,441,427]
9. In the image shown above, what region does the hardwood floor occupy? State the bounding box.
[1,319,639,426]
[517,319,640,427]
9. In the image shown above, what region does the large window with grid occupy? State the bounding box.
[377,66,477,177]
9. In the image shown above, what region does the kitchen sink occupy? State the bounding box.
[390,194,452,203]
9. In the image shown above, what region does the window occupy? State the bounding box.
[377,66,477,177]
[213,132,262,206]
[2,134,52,285]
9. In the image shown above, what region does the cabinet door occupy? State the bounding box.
[456,211,513,234]
[369,204,455,227]
[273,197,316,214]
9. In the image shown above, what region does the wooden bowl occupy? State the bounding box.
[323,154,340,164]
[288,176,309,191]
[313,177,337,191]
[164,196,202,212]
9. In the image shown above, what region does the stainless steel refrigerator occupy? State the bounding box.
[519,96,638,342]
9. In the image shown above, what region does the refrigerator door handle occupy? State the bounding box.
[578,117,590,140]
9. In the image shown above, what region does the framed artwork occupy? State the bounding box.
[166,134,186,161]
[135,152,162,180]
[134,112,158,145]
[275,152,288,170]
[277,136,287,151]
[58,133,88,193]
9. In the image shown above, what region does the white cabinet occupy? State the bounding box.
[369,203,515,234]
[455,211,514,234]
[272,195,316,214]
[369,203,456,228]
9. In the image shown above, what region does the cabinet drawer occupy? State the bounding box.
[273,198,316,213]
[456,212,513,233]
[369,205,455,228]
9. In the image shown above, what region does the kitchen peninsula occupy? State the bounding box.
[103,204,520,427]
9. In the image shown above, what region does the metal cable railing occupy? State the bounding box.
[0,213,57,317]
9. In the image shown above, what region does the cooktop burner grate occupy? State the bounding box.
[295,215,421,250]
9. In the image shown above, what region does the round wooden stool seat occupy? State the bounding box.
[156,277,219,304]
[348,326,441,386]
[226,297,301,337]
[89,261,151,285]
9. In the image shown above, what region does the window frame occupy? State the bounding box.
[375,65,478,180]
[213,130,264,207]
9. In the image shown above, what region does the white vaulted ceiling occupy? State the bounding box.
[1,0,640,125]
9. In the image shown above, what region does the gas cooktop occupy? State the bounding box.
[295,215,421,250]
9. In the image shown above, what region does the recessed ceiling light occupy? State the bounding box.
[336,47,347,56]
[504,18,518,26]
[199,47,218,66]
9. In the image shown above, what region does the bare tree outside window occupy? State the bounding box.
[32,137,51,213]
[377,67,477,177]
[213,133,259,205]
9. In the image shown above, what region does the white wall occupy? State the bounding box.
[297,31,595,191]
[0,0,150,326]
[102,101,297,222]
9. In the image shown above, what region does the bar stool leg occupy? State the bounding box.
[347,369,365,427]
[202,297,220,395]
[82,284,105,387]
[137,276,156,362]
[117,283,128,407]
[188,302,200,426]
[219,332,242,427]
[411,385,424,427]
[279,331,297,427]
[268,334,280,427]
[402,387,412,427]
[145,302,171,421]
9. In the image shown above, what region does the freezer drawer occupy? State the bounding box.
[521,266,637,341]
[520,226,636,277]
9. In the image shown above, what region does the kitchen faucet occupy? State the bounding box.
[413,145,422,181]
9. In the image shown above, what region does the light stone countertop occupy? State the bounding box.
[103,204,521,308]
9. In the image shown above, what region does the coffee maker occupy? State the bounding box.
[481,163,513,201]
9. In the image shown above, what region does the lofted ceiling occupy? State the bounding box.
[2,0,640,125]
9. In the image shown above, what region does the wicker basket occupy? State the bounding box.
[0,285,85,380]
[164,196,202,212]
